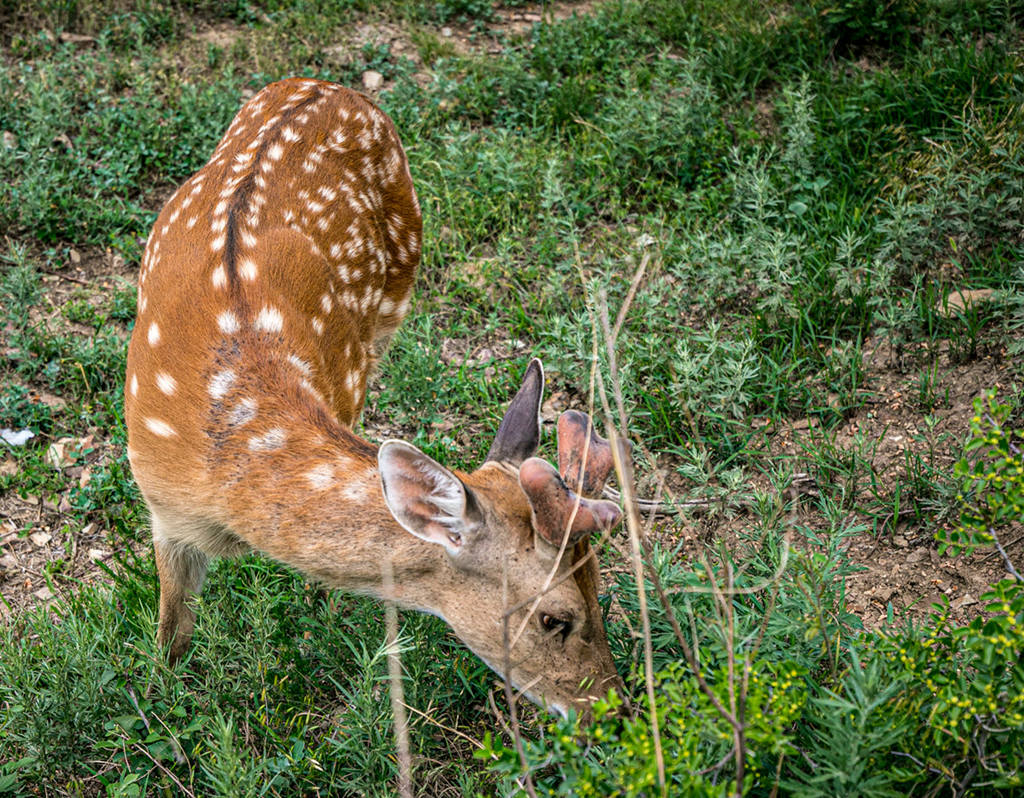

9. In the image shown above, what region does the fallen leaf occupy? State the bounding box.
[46,441,69,469]
[29,532,52,547]
[51,132,74,152]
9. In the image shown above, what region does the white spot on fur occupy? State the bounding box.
[320,294,333,313]
[209,369,236,399]
[211,265,227,288]
[249,428,286,451]
[254,306,283,333]
[311,316,325,335]
[144,417,177,438]
[211,234,226,252]
[299,378,324,402]
[147,322,161,346]
[239,259,258,281]
[305,463,334,490]
[130,373,139,397]
[218,311,240,334]
[229,397,257,426]
[268,142,284,161]
[156,372,177,396]
[287,354,312,375]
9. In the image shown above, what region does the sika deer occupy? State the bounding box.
[124,78,624,718]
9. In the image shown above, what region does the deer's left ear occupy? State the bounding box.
[485,358,544,466]
[379,440,480,554]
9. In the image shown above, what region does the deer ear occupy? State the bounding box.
[485,358,544,466]
[379,440,479,553]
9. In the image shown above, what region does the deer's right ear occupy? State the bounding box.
[378,440,479,553]
[485,358,544,466]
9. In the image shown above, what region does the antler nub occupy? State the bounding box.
[557,410,629,498]
[519,457,622,547]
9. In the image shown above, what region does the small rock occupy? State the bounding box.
[361,70,384,91]
[892,534,909,548]
[906,549,926,563]
[952,593,978,610]
[441,26,453,37]
[33,586,55,602]
[2,130,16,149]
[938,288,994,318]
[0,554,18,569]
[79,466,92,488]
[0,459,16,477]
[29,531,52,547]
[634,232,656,249]
[68,248,82,265]
[87,548,109,562]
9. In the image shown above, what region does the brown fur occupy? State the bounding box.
[125,78,623,720]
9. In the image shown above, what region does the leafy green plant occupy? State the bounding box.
[941,391,1024,564]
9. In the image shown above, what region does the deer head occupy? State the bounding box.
[378,360,625,718]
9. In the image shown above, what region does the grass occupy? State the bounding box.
[1,0,1023,794]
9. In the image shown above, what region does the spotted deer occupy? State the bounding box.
[124,77,625,718]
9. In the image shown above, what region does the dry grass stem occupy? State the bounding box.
[588,280,667,793]
[383,559,414,798]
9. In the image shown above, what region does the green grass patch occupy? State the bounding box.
[1,0,1023,793]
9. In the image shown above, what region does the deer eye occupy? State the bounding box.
[540,612,573,641]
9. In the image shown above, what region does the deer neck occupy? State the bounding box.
[201,343,454,616]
